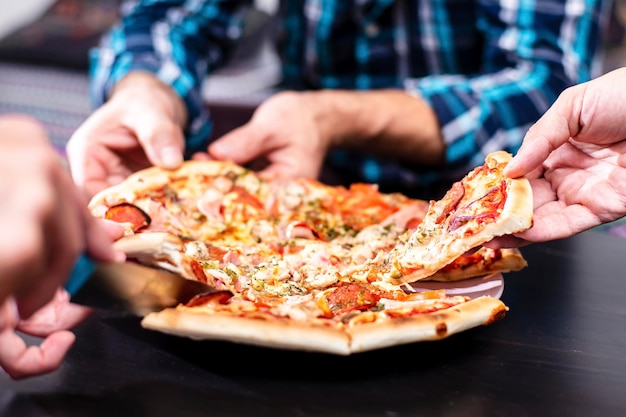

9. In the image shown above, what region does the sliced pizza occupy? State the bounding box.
[87,153,532,355]
[384,151,532,284]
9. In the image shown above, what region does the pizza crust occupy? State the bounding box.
[141,307,353,355]
[141,296,507,355]
[348,296,506,353]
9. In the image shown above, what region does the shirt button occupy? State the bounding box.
[365,23,379,37]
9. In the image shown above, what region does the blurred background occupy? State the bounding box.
[1,0,625,149]
[0,0,282,149]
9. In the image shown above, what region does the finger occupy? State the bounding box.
[16,166,82,318]
[209,124,270,166]
[258,164,298,180]
[98,219,128,241]
[0,299,74,380]
[66,109,115,189]
[191,152,212,161]
[79,199,126,264]
[35,169,86,312]
[506,86,587,178]
[131,115,185,169]
[505,130,556,178]
[516,204,599,243]
[257,169,281,182]
[0,329,75,380]
[18,304,92,336]
[17,290,92,336]
[16,276,71,321]
[0,220,47,307]
[0,116,48,145]
[527,178,560,209]
[64,124,125,266]
[108,71,188,169]
[0,177,53,306]
[72,154,126,263]
[68,106,152,197]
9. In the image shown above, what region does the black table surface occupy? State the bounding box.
[2,229,626,417]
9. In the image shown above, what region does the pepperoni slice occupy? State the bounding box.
[105,203,151,232]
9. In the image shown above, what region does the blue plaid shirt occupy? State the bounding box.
[91,0,605,196]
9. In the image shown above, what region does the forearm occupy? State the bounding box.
[302,89,445,168]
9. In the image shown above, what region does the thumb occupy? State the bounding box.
[208,124,271,165]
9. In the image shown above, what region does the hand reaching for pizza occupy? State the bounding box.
[203,89,444,181]
[66,72,188,199]
[487,68,626,248]
[0,115,126,379]
[201,91,331,180]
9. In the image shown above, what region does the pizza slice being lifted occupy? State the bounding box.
[382,151,533,284]
[87,151,532,355]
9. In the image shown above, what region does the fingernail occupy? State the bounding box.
[160,146,182,168]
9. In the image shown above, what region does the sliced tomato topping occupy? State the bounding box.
[405,216,423,230]
[436,181,465,224]
[222,186,267,222]
[324,283,381,316]
[230,186,264,210]
[338,183,401,230]
[185,290,233,307]
[206,244,229,261]
[189,259,209,283]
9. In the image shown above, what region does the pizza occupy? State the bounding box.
[87,151,533,355]
[356,150,534,285]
